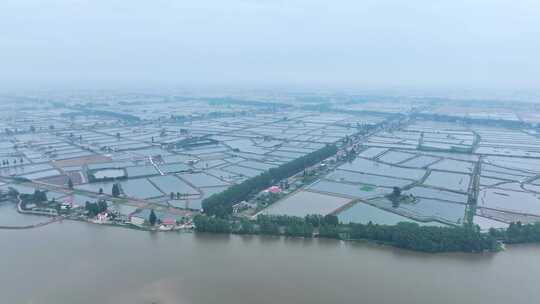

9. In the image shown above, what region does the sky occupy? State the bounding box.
[1,0,539,92]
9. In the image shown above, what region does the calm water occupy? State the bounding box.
[0,218,539,304]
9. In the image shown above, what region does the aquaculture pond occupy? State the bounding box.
[337,202,446,226]
[260,191,351,217]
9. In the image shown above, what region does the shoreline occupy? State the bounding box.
[3,201,538,254]
[0,208,507,254]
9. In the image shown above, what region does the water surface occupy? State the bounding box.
[0,220,538,304]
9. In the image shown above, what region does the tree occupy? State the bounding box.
[389,186,402,208]
[98,200,108,213]
[85,201,99,217]
[259,221,280,235]
[323,214,339,226]
[193,215,231,233]
[305,214,323,227]
[149,209,157,226]
[112,183,120,197]
[319,225,340,239]
[99,187,103,195]
[32,189,47,203]
[238,218,255,234]
[67,178,74,189]
[170,192,175,200]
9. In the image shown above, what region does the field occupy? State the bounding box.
[1,95,540,230]
[258,190,352,217]
[0,99,382,219]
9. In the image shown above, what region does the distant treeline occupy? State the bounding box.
[205,97,292,109]
[63,109,141,122]
[193,214,500,253]
[202,144,338,217]
[413,113,530,129]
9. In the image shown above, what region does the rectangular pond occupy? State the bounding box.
[149,175,198,195]
[178,173,229,187]
[120,179,163,199]
[339,158,425,180]
[338,202,446,226]
[308,180,389,199]
[423,171,470,192]
[325,170,411,188]
[259,190,351,217]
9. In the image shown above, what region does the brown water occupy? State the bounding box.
[0,220,539,304]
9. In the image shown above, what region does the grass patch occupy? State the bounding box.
[359,184,376,191]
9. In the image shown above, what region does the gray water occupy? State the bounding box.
[0,218,539,304]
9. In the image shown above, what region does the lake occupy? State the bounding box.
[0,217,539,304]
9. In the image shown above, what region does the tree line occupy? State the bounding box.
[489,221,540,244]
[348,222,498,253]
[193,214,501,253]
[202,144,338,217]
[193,214,340,238]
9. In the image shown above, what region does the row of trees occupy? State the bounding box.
[193,214,500,253]
[1,158,24,166]
[489,221,540,244]
[348,222,498,253]
[194,214,340,238]
[202,144,338,217]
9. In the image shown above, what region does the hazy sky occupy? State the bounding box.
[1,0,539,91]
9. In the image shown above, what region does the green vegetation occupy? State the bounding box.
[349,222,497,253]
[111,183,120,197]
[489,222,540,244]
[193,214,231,233]
[193,214,499,253]
[386,186,416,208]
[85,200,108,217]
[149,209,157,226]
[18,189,48,209]
[359,184,375,191]
[202,144,338,217]
[29,189,47,203]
